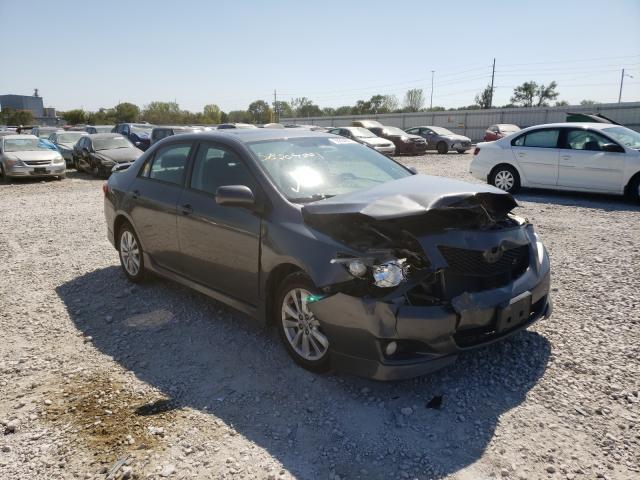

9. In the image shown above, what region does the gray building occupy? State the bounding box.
[0,94,44,117]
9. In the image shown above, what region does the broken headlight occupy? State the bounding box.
[331,256,409,288]
[372,259,408,288]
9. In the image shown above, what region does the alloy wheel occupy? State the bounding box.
[281,288,329,361]
[494,170,515,191]
[120,230,141,277]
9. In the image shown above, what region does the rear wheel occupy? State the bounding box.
[456,149,467,154]
[276,272,330,372]
[490,164,520,193]
[118,223,146,283]
[437,142,449,154]
[0,164,10,183]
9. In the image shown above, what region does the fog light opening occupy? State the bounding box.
[384,341,398,357]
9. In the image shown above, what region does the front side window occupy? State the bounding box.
[601,126,640,149]
[190,144,256,195]
[144,143,191,185]
[513,129,559,148]
[248,137,411,202]
[565,129,614,151]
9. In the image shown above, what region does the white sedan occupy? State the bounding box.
[470,122,640,201]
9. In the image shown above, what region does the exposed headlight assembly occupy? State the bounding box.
[53,156,64,164]
[331,256,409,288]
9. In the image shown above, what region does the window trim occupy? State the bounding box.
[511,127,561,149]
[185,141,262,199]
[137,141,194,187]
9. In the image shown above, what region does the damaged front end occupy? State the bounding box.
[301,176,552,380]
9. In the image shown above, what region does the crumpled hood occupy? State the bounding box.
[360,137,393,146]
[95,147,142,163]
[8,150,61,161]
[302,174,517,222]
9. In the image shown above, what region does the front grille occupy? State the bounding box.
[439,245,529,277]
[24,160,51,166]
[461,141,471,147]
[411,138,426,144]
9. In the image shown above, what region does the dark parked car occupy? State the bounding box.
[85,125,115,134]
[150,126,205,145]
[217,123,258,130]
[75,133,142,177]
[405,126,472,154]
[48,130,88,167]
[367,126,427,155]
[113,123,155,151]
[484,124,521,142]
[104,129,552,380]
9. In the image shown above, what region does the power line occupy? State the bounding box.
[499,54,640,67]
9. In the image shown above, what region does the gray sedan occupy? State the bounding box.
[405,126,472,154]
[0,135,66,180]
[327,127,396,155]
[48,131,88,167]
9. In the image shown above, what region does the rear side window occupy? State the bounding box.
[142,143,191,185]
[512,129,559,148]
[190,144,256,195]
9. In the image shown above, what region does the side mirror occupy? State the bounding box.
[601,143,624,153]
[216,185,257,209]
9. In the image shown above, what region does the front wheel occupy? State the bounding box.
[627,175,640,203]
[437,142,449,154]
[490,165,520,193]
[276,272,330,372]
[118,223,146,283]
[456,149,467,154]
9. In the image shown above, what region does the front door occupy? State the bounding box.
[510,128,560,186]
[557,128,625,192]
[128,142,192,272]
[177,142,261,304]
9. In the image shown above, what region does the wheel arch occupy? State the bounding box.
[488,161,524,186]
[624,170,640,197]
[113,213,137,250]
[264,263,305,325]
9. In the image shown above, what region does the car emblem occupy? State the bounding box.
[483,246,504,263]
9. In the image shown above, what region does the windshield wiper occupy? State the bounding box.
[288,193,335,203]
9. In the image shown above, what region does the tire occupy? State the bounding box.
[627,175,640,203]
[275,272,331,373]
[57,173,66,180]
[437,142,449,154]
[118,222,146,283]
[0,164,10,183]
[490,164,520,193]
[456,149,467,154]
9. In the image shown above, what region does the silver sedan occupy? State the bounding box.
[0,135,66,181]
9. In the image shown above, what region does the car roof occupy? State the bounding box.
[162,128,334,144]
[88,133,125,138]
[2,134,38,140]
[520,122,621,131]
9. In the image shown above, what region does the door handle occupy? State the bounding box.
[517,152,526,157]
[179,204,193,215]
[560,155,571,160]
[131,190,140,199]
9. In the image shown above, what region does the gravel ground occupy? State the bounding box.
[1,153,639,480]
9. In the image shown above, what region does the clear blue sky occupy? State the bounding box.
[1,0,639,113]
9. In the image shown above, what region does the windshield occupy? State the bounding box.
[248,137,411,202]
[3,138,50,152]
[383,127,408,136]
[430,127,455,136]
[93,126,113,133]
[37,130,56,139]
[131,125,153,134]
[350,127,376,138]
[94,137,133,150]
[602,126,640,149]
[57,132,85,144]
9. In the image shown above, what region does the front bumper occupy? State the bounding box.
[309,241,552,380]
[374,145,396,155]
[5,163,66,177]
[451,141,472,151]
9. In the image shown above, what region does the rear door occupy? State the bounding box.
[557,128,625,192]
[128,141,193,272]
[510,128,560,186]
[176,142,261,304]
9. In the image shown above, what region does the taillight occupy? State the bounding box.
[102,182,109,196]
[473,147,480,156]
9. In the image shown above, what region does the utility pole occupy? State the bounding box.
[273,89,277,122]
[618,68,633,103]
[430,71,435,110]
[489,58,496,108]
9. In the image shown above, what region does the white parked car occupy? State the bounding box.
[0,134,66,181]
[470,123,640,200]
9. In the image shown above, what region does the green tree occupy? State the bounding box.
[352,99,372,115]
[511,81,559,107]
[247,100,272,124]
[555,100,569,106]
[474,84,493,109]
[3,108,34,125]
[203,104,222,123]
[142,101,183,124]
[580,99,599,106]
[322,107,336,116]
[62,109,87,125]
[403,88,424,112]
[272,101,292,119]
[114,102,140,122]
[290,97,321,117]
[227,110,252,123]
[334,106,353,116]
